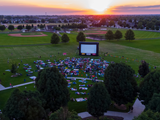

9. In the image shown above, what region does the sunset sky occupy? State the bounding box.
[0,0,160,15]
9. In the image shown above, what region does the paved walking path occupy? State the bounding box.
[78,98,145,120]
[0,81,35,91]
[0,77,145,120]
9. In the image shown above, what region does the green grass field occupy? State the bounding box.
[84,28,160,39]
[0,28,160,113]
[0,32,51,45]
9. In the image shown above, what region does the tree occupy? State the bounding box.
[3,89,46,120]
[139,70,160,105]
[146,93,160,112]
[51,33,60,44]
[49,107,81,120]
[39,24,45,29]
[138,60,150,78]
[8,25,14,31]
[146,26,149,30]
[109,20,115,27]
[125,29,135,41]
[76,32,85,42]
[26,25,32,31]
[11,63,18,74]
[114,30,123,40]
[41,19,45,23]
[151,25,155,30]
[105,30,114,41]
[104,63,138,105]
[99,18,106,25]
[87,83,111,120]
[17,25,23,31]
[0,25,6,31]
[156,26,159,30]
[32,24,34,28]
[0,114,9,120]
[35,67,70,113]
[61,34,70,43]
[133,110,160,120]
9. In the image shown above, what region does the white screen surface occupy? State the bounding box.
[81,44,97,53]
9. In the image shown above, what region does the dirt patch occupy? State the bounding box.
[114,103,127,110]
[82,115,124,120]
[8,33,47,37]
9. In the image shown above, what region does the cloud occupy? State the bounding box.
[0,5,86,15]
[110,5,160,14]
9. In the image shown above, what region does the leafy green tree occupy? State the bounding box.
[100,18,106,25]
[138,60,150,78]
[32,24,34,28]
[151,25,155,30]
[26,25,32,31]
[0,113,9,120]
[133,110,160,120]
[49,107,81,120]
[114,30,123,40]
[51,33,60,44]
[17,25,23,31]
[146,93,160,112]
[137,22,143,29]
[109,20,115,27]
[11,63,18,74]
[61,34,70,43]
[35,67,70,113]
[104,63,138,105]
[8,25,14,31]
[125,29,135,41]
[139,70,160,105]
[3,89,46,120]
[105,30,114,41]
[87,83,111,120]
[156,26,159,30]
[76,31,86,42]
[146,26,149,30]
[39,24,45,29]
[0,25,6,31]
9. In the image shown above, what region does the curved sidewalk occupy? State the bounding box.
[78,98,145,120]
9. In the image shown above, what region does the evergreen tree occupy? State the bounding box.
[87,83,111,120]
[35,67,70,113]
[61,34,70,43]
[3,89,46,120]
[125,29,135,41]
[114,30,123,40]
[105,30,114,41]
[104,63,138,105]
[49,107,81,120]
[139,70,160,105]
[76,32,86,42]
[146,93,160,112]
[51,33,60,44]
[8,25,14,31]
[138,60,150,78]
[11,63,18,74]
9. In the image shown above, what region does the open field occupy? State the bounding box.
[0,32,51,45]
[84,28,160,39]
[0,29,160,113]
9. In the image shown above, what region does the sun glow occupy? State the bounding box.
[88,0,111,13]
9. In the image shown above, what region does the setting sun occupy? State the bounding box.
[88,0,111,13]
